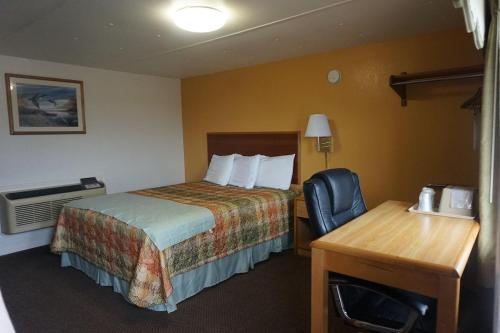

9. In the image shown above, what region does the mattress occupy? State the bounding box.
[51,181,298,311]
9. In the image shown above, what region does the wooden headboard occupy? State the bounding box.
[207,132,301,184]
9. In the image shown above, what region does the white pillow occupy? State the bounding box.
[255,154,295,190]
[204,154,235,186]
[228,155,261,189]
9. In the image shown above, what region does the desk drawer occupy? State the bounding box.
[296,199,308,218]
[323,252,439,297]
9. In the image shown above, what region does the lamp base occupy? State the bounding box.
[317,137,332,153]
[316,137,331,169]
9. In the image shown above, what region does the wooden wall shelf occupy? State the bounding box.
[389,65,484,106]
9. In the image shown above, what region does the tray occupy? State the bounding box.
[408,204,475,220]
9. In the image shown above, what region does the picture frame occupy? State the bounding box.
[5,73,85,135]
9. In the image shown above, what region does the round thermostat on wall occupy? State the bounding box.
[327,69,341,84]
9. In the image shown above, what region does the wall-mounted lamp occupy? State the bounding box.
[305,114,332,169]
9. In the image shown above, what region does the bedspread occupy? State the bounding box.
[65,192,215,250]
[51,182,297,308]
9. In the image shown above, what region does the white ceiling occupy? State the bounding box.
[0,0,464,78]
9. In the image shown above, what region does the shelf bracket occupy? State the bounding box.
[390,72,407,106]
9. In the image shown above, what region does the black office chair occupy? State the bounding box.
[303,168,434,333]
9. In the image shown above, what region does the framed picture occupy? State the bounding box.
[5,74,85,135]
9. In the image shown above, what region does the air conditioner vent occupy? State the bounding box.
[14,197,84,227]
[1,183,105,234]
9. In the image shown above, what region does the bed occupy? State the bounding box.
[51,132,301,312]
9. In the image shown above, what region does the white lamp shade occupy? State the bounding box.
[305,114,332,137]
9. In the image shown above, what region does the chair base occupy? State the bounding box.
[331,285,419,333]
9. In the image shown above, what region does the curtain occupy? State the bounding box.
[479,0,499,289]
[493,4,500,331]
[490,3,500,331]
[0,291,15,333]
[454,0,487,49]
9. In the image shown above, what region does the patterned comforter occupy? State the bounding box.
[51,182,297,308]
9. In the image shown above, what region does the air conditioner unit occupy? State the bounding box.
[0,182,106,234]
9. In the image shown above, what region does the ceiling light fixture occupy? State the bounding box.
[173,6,226,33]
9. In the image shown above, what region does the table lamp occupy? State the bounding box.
[305,114,332,169]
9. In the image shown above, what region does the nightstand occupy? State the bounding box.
[294,195,314,256]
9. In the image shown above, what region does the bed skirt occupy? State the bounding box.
[60,233,291,312]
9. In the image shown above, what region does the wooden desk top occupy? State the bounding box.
[311,201,480,278]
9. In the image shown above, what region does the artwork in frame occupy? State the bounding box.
[5,74,85,135]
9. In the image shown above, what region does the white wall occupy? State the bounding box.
[0,55,185,255]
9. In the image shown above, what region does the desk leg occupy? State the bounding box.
[436,276,460,333]
[311,248,328,333]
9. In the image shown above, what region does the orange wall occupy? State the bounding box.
[181,29,482,208]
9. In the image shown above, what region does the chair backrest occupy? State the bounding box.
[303,168,367,238]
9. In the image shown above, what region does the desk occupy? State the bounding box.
[310,201,480,333]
